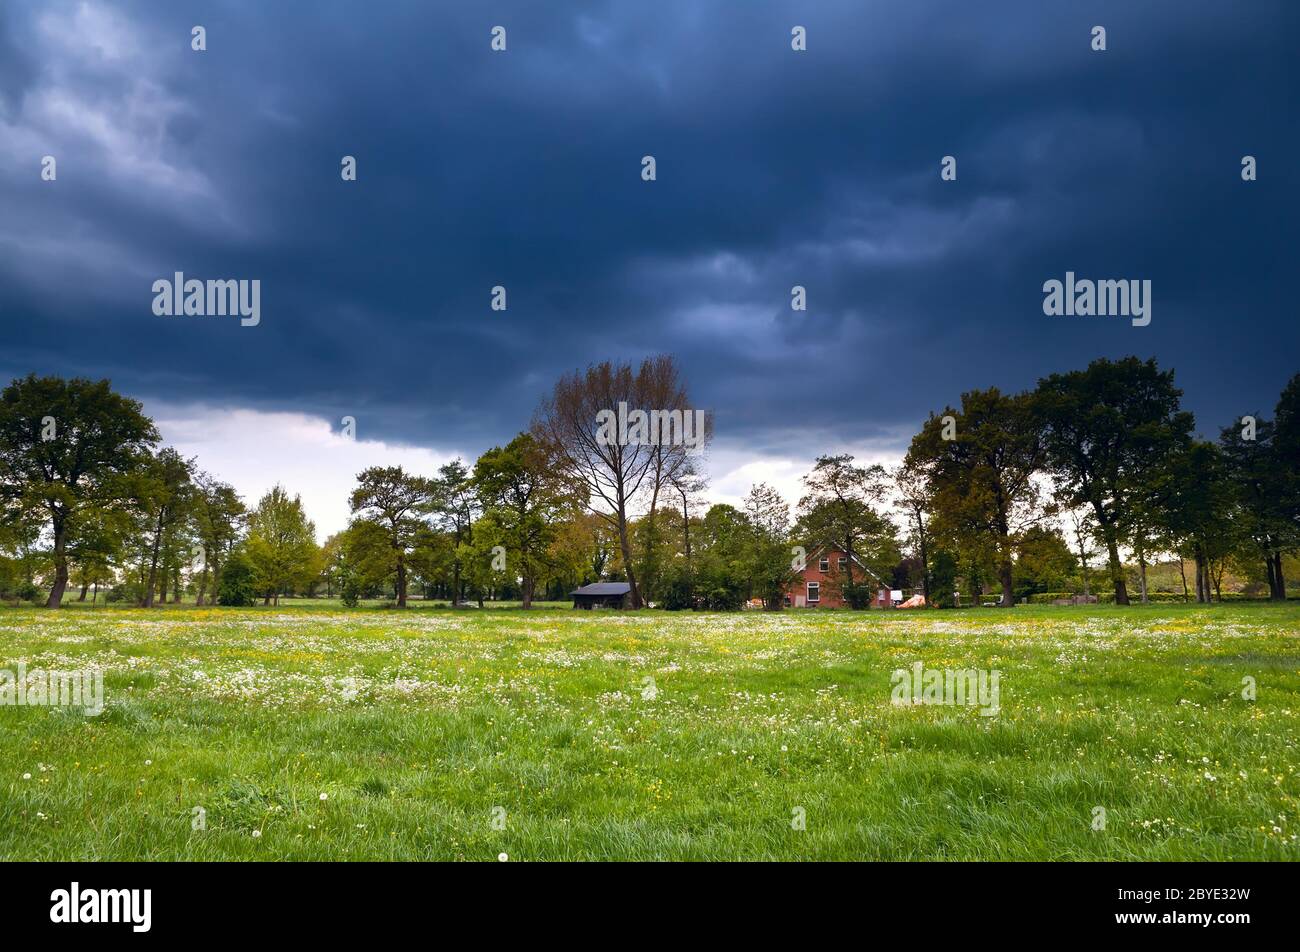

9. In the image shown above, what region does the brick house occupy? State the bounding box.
[784,546,896,609]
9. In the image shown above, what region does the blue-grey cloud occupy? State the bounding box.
[0,0,1295,462]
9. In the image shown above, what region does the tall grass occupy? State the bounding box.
[1,603,1296,860]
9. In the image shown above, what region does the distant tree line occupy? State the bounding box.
[0,356,1295,610]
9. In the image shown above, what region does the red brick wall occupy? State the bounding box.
[783,549,891,608]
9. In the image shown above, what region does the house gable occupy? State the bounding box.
[785,545,892,609]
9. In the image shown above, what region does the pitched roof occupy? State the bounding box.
[571,582,632,596]
[802,544,889,587]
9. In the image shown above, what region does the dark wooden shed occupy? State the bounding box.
[571,582,632,609]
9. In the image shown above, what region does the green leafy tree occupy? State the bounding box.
[1275,374,1300,526]
[67,502,129,603]
[742,483,798,610]
[893,461,936,606]
[929,550,959,608]
[1217,416,1290,599]
[0,375,158,606]
[191,473,246,606]
[906,388,1042,607]
[245,485,318,606]
[1033,357,1194,605]
[133,447,195,608]
[473,433,576,608]
[1013,526,1077,599]
[217,549,257,607]
[686,503,750,610]
[429,460,478,606]
[1152,441,1237,602]
[317,533,344,598]
[349,466,434,608]
[337,517,398,601]
[1234,373,1300,597]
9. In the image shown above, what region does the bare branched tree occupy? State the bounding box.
[531,355,708,608]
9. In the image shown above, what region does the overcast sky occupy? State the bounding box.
[1,1,1296,537]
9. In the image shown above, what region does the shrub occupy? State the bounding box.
[930,552,958,608]
[660,565,695,611]
[840,581,875,610]
[106,582,141,604]
[1023,590,1263,605]
[218,553,257,607]
[698,583,746,611]
[340,578,361,608]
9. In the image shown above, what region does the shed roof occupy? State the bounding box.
[571,582,632,596]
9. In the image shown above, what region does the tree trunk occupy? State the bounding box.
[1178,558,1189,602]
[680,492,692,564]
[640,506,659,607]
[263,593,271,606]
[213,559,223,604]
[917,515,931,607]
[998,557,1014,608]
[395,551,407,608]
[1194,549,1207,603]
[1137,549,1149,604]
[46,518,70,608]
[1271,551,1286,601]
[143,511,164,608]
[78,581,89,602]
[1103,531,1128,605]
[616,501,641,609]
[1074,528,1091,597]
[522,574,533,610]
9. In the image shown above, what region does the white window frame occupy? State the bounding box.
[807,582,820,602]
[818,558,830,573]
[838,557,848,571]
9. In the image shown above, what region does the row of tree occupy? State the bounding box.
[0,355,1295,610]
[899,357,1298,607]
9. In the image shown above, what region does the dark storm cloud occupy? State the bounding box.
[0,0,1296,455]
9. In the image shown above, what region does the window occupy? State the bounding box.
[807,582,820,602]
[818,558,830,572]
[838,557,847,571]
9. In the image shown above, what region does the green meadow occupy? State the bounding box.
[2,603,1297,861]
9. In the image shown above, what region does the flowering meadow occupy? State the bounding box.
[2,603,1297,860]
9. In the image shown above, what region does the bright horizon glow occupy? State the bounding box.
[149,402,910,541]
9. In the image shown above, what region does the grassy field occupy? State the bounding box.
[1,602,1298,861]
